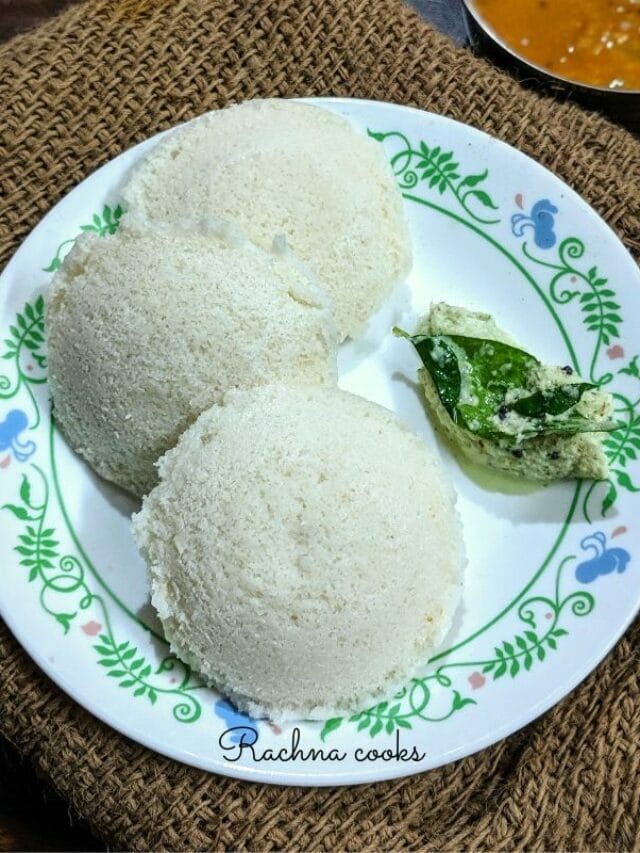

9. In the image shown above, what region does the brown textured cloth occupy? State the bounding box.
[1,1,639,849]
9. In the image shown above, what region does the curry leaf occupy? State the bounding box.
[510,384,595,418]
[395,328,614,443]
[394,329,614,445]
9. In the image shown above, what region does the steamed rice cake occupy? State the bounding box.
[46,218,336,497]
[123,98,412,341]
[132,384,465,719]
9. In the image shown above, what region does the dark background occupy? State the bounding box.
[0,0,76,41]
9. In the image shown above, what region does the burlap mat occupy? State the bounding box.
[1,1,639,849]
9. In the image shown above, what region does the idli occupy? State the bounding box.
[46,219,336,497]
[123,99,412,341]
[132,384,464,720]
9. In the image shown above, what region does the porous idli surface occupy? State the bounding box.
[132,384,465,720]
[123,99,412,341]
[46,219,336,497]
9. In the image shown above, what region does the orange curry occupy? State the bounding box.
[475,0,640,90]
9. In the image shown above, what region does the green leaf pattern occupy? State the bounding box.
[515,239,639,520]
[0,295,46,428]
[522,238,620,386]
[2,466,203,723]
[582,365,640,520]
[368,130,500,224]
[43,203,123,272]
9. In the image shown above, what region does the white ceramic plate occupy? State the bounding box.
[1,98,638,786]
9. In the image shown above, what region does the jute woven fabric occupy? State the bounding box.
[0,1,638,849]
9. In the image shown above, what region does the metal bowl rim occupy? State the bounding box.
[462,0,640,97]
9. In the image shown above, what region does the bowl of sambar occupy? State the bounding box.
[463,0,640,131]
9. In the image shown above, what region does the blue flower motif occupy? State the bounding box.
[511,198,558,249]
[575,531,631,584]
[0,409,35,462]
[214,698,258,744]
